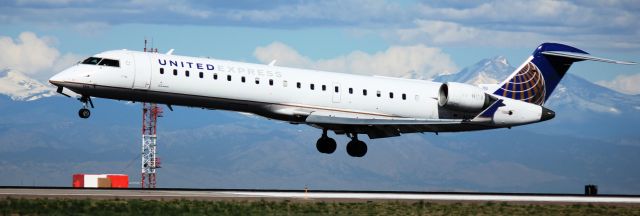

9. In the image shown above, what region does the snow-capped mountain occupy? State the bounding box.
[0,69,57,101]
[433,56,513,85]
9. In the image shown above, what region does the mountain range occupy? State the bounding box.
[0,57,638,194]
[0,69,56,101]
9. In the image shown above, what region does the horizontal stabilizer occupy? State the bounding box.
[541,51,636,65]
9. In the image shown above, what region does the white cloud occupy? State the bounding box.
[128,0,211,19]
[402,1,640,50]
[418,1,581,22]
[168,4,210,19]
[0,32,81,80]
[396,20,477,44]
[72,22,111,36]
[596,73,640,95]
[254,42,457,79]
[2,0,638,51]
[227,0,404,24]
[16,0,94,5]
[0,32,59,74]
[415,1,635,32]
[394,20,548,48]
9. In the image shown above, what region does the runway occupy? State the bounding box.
[1,187,640,205]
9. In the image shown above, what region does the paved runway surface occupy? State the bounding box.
[1,187,640,204]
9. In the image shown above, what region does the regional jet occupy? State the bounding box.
[49,43,635,157]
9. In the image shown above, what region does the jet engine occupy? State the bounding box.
[438,82,491,112]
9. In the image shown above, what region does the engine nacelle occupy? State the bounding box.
[438,82,490,112]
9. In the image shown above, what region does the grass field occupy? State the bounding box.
[1,197,639,215]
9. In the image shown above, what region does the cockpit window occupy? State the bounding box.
[98,58,120,67]
[81,57,102,65]
[81,57,120,67]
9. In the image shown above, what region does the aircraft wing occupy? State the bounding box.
[304,111,464,139]
[305,112,461,125]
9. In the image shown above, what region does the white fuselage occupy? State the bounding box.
[50,50,547,135]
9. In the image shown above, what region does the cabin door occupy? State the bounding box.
[132,53,151,89]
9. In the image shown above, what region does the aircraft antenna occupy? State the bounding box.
[141,39,162,188]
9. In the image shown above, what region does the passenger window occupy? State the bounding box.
[322,85,326,91]
[255,78,260,84]
[185,70,190,77]
[81,57,101,65]
[297,82,301,89]
[173,69,178,76]
[227,75,232,81]
[335,86,339,93]
[389,92,394,99]
[241,76,246,83]
[310,84,315,90]
[349,88,353,94]
[402,93,406,100]
[269,79,274,86]
[363,89,367,96]
[199,72,203,78]
[98,58,120,67]
[160,68,164,74]
[214,73,218,80]
[376,90,381,97]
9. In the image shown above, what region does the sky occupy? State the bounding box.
[1,0,639,94]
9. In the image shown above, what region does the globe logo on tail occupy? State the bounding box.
[498,62,546,105]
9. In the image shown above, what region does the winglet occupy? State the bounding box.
[268,60,277,66]
[166,49,175,55]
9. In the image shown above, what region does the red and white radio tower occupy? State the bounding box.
[141,39,162,188]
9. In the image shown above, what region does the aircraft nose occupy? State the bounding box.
[49,73,64,83]
[49,68,74,85]
[540,107,555,121]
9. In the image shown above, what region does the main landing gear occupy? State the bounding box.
[316,129,337,154]
[315,130,368,157]
[346,133,367,157]
[78,96,94,119]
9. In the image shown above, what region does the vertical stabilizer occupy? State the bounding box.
[492,43,635,105]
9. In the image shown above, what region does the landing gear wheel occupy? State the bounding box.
[316,136,337,154]
[315,137,325,153]
[346,140,367,157]
[77,95,93,119]
[326,138,337,153]
[78,108,90,119]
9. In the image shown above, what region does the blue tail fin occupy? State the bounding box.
[493,43,586,105]
[492,43,635,105]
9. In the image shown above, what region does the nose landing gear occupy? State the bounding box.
[78,96,94,119]
[78,108,90,119]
